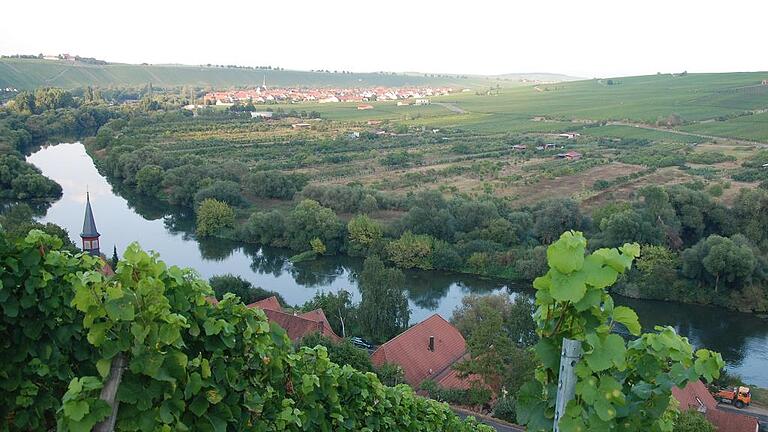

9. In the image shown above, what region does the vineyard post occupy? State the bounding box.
[553,338,582,432]
[94,353,126,432]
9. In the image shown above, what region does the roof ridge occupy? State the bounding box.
[372,314,446,354]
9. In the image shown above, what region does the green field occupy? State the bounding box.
[682,112,768,142]
[259,72,768,140]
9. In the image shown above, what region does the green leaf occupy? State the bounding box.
[582,254,618,289]
[584,334,626,372]
[158,323,180,345]
[104,296,134,321]
[87,322,108,346]
[612,306,641,336]
[547,231,586,274]
[190,394,209,417]
[550,270,587,303]
[63,400,90,422]
[96,358,112,378]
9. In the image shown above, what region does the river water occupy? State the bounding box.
[27,142,768,386]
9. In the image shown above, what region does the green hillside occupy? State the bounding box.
[0,58,495,89]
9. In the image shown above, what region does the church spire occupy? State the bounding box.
[80,191,101,255]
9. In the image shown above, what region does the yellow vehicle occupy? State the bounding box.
[714,386,752,409]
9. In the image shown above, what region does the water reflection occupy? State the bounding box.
[25,142,768,387]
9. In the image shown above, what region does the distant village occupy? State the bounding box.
[201,81,455,106]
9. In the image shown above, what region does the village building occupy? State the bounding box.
[250,111,273,119]
[414,98,430,106]
[247,296,341,342]
[357,104,374,110]
[370,314,482,391]
[557,151,582,160]
[512,144,527,151]
[672,380,759,432]
[292,123,311,129]
[558,132,581,139]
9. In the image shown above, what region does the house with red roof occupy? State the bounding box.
[370,314,482,390]
[672,380,759,432]
[247,296,341,342]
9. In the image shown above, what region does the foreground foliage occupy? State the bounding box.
[517,231,724,432]
[0,228,491,431]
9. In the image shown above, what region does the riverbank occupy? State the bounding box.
[23,142,768,386]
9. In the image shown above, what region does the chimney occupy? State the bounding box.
[428,336,435,352]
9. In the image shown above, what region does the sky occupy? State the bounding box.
[2,0,766,78]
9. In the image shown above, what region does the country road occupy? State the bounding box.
[607,121,768,148]
[433,102,467,114]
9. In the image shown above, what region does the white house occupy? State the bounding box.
[251,111,274,119]
[415,98,430,106]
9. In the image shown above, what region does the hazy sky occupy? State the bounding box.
[2,0,766,78]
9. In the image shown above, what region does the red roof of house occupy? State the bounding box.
[247,296,341,342]
[371,314,468,388]
[246,296,282,311]
[672,381,759,432]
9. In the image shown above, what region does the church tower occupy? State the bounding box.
[80,192,101,255]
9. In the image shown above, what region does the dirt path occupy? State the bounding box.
[433,102,467,114]
[607,121,768,148]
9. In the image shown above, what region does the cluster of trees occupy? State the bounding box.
[296,256,410,344]
[0,87,116,205]
[0,154,61,200]
[591,185,768,311]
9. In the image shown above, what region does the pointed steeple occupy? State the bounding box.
[80,192,101,255]
[262,74,266,89]
[81,192,100,237]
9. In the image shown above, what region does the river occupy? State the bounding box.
[27,142,768,386]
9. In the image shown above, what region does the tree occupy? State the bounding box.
[246,171,308,199]
[673,410,715,432]
[134,165,164,196]
[517,231,724,432]
[632,245,680,299]
[347,214,383,257]
[452,294,537,395]
[599,209,664,247]
[302,290,357,337]
[193,180,245,208]
[358,256,410,343]
[195,198,235,237]
[285,199,345,254]
[245,210,286,246]
[386,231,434,270]
[208,274,286,306]
[376,363,406,386]
[533,198,583,244]
[733,188,768,248]
[310,238,326,255]
[681,235,756,293]
[111,245,119,269]
[298,333,373,372]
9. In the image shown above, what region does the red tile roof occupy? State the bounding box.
[247,296,340,342]
[371,314,468,388]
[672,381,759,432]
[246,295,282,311]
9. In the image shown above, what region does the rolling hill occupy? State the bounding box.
[0,58,549,90]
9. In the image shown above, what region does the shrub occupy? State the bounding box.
[195,198,235,237]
